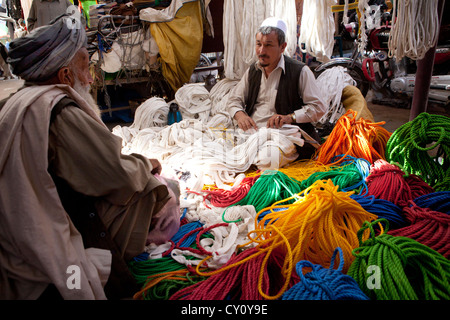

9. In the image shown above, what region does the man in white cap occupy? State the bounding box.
[0,14,179,300]
[226,17,326,160]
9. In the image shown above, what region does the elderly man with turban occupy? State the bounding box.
[0,15,180,300]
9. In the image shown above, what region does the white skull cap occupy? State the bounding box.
[260,17,287,35]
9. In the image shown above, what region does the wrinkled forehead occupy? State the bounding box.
[256,31,279,43]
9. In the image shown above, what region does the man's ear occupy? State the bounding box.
[281,41,287,53]
[57,67,75,86]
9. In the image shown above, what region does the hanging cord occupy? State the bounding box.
[385,112,450,191]
[388,202,450,258]
[315,110,392,166]
[348,219,450,300]
[366,159,434,207]
[388,0,440,60]
[281,247,369,300]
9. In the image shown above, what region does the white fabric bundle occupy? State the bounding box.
[175,83,212,123]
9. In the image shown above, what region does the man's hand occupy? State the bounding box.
[267,114,292,129]
[234,111,258,131]
[149,158,162,175]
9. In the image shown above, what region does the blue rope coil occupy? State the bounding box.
[413,191,450,214]
[350,194,407,229]
[170,220,204,248]
[281,247,369,300]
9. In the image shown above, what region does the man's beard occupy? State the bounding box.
[73,78,101,118]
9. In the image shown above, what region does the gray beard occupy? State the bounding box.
[73,79,101,118]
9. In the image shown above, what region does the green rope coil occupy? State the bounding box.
[233,170,303,213]
[348,219,450,300]
[385,112,450,191]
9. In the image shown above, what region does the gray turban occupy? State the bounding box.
[7,14,87,82]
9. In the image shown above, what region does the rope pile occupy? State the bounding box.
[348,219,450,300]
[111,83,450,301]
[281,247,369,300]
[315,109,392,165]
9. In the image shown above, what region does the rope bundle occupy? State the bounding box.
[350,194,406,229]
[170,246,299,300]
[348,219,450,300]
[255,179,378,274]
[388,203,450,258]
[234,170,302,213]
[299,155,371,195]
[202,174,260,208]
[366,159,434,207]
[413,191,450,214]
[282,247,369,300]
[388,0,440,61]
[315,110,392,165]
[386,112,450,191]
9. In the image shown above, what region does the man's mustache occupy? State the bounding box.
[258,54,269,59]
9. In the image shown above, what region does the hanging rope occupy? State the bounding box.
[388,0,440,60]
[366,159,434,207]
[315,109,392,165]
[385,112,450,191]
[281,247,369,300]
[348,219,450,300]
[388,202,450,258]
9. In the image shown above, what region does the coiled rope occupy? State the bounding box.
[348,219,450,300]
[388,202,450,258]
[385,112,450,191]
[299,155,371,195]
[350,194,406,229]
[366,159,434,207]
[232,170,302,215]
[315,109,392,165]
[413,191,450,214]
[281,247,369,300]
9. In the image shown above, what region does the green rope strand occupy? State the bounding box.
[348,219,450,300]
[232,170,303,213]
[385,113,450,191]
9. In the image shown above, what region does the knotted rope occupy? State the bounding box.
[348,219,450,300]
[385,112,450,191]
[281,247,369,300]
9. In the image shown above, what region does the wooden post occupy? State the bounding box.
[409,0,445,121]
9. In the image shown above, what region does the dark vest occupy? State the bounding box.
[245,55,319,149]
